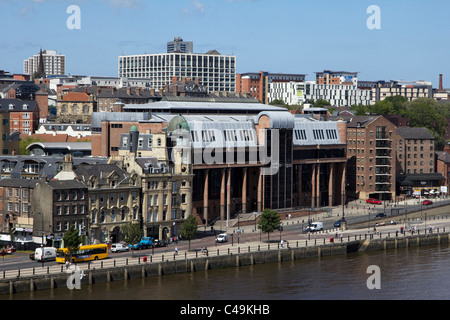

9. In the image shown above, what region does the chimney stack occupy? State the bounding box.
[439,74,443,92]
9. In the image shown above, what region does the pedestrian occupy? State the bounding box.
[280,239,284,248]
[175,247,178,255]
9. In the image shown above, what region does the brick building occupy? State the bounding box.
[343,115,397,201]
[396,127,435,176]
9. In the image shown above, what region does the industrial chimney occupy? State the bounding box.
[439,74,443,92]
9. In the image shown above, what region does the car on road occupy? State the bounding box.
[334,220,341,227]
[215,233,228,243]
[375,213,386,219]
[111,243,129,253]
[366,198,382,204]
[423,200,433,205]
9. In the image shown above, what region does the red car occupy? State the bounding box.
[422,200,433,205]
[366,198,382,205]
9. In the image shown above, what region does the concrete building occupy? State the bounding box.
[23,50,65,77]
[372,80,433,103]
[268,81,373,107]
[118,40,236,92]
[167,37,193,54]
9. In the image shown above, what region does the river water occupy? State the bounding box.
[3,243,450,301]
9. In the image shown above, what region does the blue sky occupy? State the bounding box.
[1,0,449,86]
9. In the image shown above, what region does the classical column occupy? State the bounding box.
[257,167,263,212]
[311,164,316,208]
[227,168,231,223]
[316,164,321,207]
[341,163,347,207]
[297,165,302,207]
[220,168,226,221]
[328,163,335,207]
[203,169,209,226]
[242,167,247,214]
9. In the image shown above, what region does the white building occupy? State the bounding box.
[268,81,373,107]
[118,50,236,92]
[23,50,65,76]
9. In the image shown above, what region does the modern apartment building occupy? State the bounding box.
[369,80,433,103]
[236,71,306,104]
[118,41,236,92]
[268,81,373,107]
[315,70,358,86]
[23,50,65,77]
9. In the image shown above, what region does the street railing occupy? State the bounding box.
[1,218,448,281]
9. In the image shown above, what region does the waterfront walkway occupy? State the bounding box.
[2,212,450,282]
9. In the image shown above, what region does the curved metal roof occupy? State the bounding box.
[256,111,295,129]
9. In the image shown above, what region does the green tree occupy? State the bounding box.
[19,136,43,155]
[313,99,331,108]
[180,215,198,251]
[121,222,143,256]
[351,104,369,115]
[269,99,286,107]
[257,208,281,243]
[63,226,82,263]
[404,98,446,138]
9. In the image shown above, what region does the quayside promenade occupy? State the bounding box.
[1,213,450,295]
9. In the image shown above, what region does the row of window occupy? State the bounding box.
[190,129,255,143]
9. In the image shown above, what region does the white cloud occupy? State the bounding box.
[181,0,206,17]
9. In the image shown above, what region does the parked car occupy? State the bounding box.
[423,200,433,205]
[375,213,386,219]
[111,243,129,253]
[366,198,382,204]
[153,239,167,247]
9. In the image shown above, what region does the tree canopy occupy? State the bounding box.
[63,226,82,262]
[180,215,198,251]
[257,208,281,243]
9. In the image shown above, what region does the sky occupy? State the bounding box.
[1,0,449,86]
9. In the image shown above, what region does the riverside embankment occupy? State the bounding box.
[1,229,449,296]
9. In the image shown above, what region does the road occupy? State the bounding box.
[2,197,450,272]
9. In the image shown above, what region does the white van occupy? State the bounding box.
[304,222,324,232]
[34,247,57,262]
[111,243,129,253]
[310,222,324,232]
[215,233,228,243]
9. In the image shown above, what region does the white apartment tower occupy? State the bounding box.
[23,50,65,77]
[118,39,236,92]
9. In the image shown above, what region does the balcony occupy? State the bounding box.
[375,159,391,166]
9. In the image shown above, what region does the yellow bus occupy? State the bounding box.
[56,244,108,263]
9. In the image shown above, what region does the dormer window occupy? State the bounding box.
[22,104,28,110]
[8,104,14,110]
